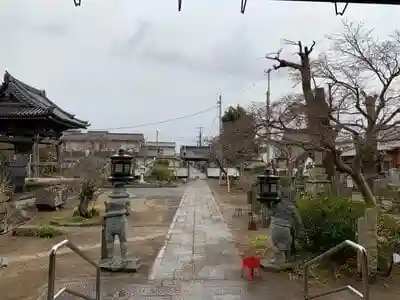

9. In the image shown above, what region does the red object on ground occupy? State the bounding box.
[241,256,262,280]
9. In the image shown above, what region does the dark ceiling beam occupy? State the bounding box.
[175,0,400,14]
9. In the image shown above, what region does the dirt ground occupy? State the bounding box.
[207,179,400,300]
[0,190,181,300]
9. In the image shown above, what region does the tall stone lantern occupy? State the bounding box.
[100,148,140,272]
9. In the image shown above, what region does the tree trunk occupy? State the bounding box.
[363,96,378,193]
[78,196,89,217]
[352,172,376,206]
[323,151,335,181]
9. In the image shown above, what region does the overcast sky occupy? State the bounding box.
[1,0,398,145]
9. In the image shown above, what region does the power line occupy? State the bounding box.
[90,106,217,131]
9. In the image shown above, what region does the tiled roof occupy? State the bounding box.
[0,71,89,128]
[180,146,210,160]
[0,104,48,118]
[145,141,176,148]
[61,130,144,142]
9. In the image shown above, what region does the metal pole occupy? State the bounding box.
[95,267,101,300]
[47,252,56,300]
[265,69,271,165]
[199,126,203,147]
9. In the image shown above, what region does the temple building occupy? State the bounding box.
[0,71,89,191]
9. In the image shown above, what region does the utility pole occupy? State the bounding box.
[156,130,159,144]
[265,68,272,166]
[217,95,222,159]
[196,126,204,147]
[217,95,223,182]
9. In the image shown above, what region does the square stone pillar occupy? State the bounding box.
[357,207,378,278]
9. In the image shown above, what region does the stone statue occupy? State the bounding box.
[264,185,303,270]
[100,184,140,271]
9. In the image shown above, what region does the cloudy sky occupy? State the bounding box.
[0,0,398,145]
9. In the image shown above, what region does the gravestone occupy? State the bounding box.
[305,167,331,195]
[357,207,378,278]
[388,168,400,183]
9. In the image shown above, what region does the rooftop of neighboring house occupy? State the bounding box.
[145,141,176,148]
[61,130,145,142]
[137,141,177,158]
[279,126,400,157]
[180,145,210,160]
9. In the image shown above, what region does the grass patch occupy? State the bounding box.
[37,225,64,238]
[12,224,64,238]
[49,202,104,227]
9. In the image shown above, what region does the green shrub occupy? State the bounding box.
[154,159,170,166]
[377,214,400,271]
[37,225,63,238]
[151,165,174,181]
[296,194,366,258]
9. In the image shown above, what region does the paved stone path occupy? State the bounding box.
[43,181,303,299]
[149,180,241,282]
[145,180,282,300]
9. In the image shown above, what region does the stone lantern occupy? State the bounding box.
[108,148,134,184]
[257,169,281,206]
[100,148,140,272]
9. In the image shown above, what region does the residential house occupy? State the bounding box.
[136,141,178,174]
[61,130,145,162]
[340,126,400,171]
[274,126,400,172]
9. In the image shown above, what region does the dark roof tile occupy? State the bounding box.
[0,71,89,128]
[0,105,48,118]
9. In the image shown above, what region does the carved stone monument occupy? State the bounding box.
[262,186,303,271]
[99,149,140,272]
[305,164,331,195]
[138,171,145,184]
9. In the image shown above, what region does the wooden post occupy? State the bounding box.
[56,143,62,175]
[32,135,40,177]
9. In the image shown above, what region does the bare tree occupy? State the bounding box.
[63,156,107,217]
[210,105,259,168]
[260,21,400,206]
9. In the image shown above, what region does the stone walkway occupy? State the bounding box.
[44,181,303,299]
[146,180,285,299]
[149,180,240,282]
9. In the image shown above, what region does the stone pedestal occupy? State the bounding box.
[260,259,297,272]
[99,256,140,272]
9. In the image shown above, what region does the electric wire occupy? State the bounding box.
[89,73,265,132]
[90,106,217,131]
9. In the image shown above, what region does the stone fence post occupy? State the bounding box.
[357,207,378,278]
